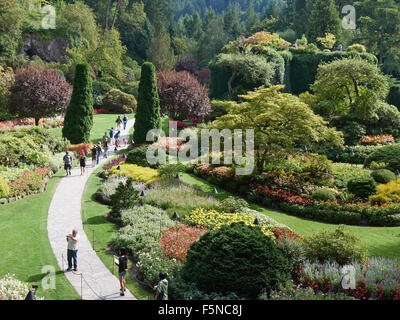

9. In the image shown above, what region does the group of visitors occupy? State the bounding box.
[62,115,129,177]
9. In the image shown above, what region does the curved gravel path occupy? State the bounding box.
[47,120,136,300]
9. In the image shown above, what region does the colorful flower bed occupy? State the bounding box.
[103,155,126,172]
[68,142,93,156]
[160,225,208,263]
[8,167,52,198]
[109,163,160,184]
[295,257,400,300]
[183,208,275,237]
[360,135,395,146]
[0,118,63,132]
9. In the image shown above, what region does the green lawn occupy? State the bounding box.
[81,161,153,300]
[0,168,80,300]
[180,173,400,260]
[50,114,134,144]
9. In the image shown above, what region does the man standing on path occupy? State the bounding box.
[63,151,73,176]
[66,229,79,272]
[109,127,114,145]
[123,114,128,131]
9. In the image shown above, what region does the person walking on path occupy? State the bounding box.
[118,247,128,296]
[115,130,121,148]
[96,142,102,165]
[123,114,128,130]
[116,116,122,130]
[79,153,86,175]
[103,139,109,159]
[91,145,97,167]
[63,151,73,176]
[153,272,168,300]
[109,127,114,145]
[66,229,79,272]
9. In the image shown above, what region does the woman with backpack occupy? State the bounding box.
[118,247,128,296]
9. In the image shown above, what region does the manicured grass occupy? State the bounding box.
[50,114,134,144]
[180,173,400,260]
[0,168,80,300]
[81,161,153,300]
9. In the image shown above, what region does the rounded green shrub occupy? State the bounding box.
[371,169,396,184]
[364,144,400,172]
[125,146,162,169]
[311,188,336,201]
[102,89,137,114]
[0,176,10,198]
[347,177,376,198]
[182,222,291,299]
[304,226,367,265]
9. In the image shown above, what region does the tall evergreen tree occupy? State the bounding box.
[133,62,161,144]
[306,0,342,44]
[146,26,176,71]
[62,63,94,144]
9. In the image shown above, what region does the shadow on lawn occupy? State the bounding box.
[27,270,65,282]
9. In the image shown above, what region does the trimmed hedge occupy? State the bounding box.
[289,51,377,95]
[364,144,400,172]
[347,177,377,199]
[371,169,396,184]
[311,188,336,201]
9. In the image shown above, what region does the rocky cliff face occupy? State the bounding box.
[22,35,69,64]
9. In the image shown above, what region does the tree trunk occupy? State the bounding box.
[111,0,122,29]
[35,118,40,126]
[105,0,112,29]
[228,69,238,96]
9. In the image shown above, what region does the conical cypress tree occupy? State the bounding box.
[62,63,94,144]
[133,62,161,144]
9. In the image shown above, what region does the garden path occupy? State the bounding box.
[47,119,136,300]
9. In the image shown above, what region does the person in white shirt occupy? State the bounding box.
[66,229,79,271]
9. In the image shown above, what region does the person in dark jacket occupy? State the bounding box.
[118,247,128,296]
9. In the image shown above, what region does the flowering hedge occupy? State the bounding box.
[360,135,395,146]
[68,142,93,156]
[183,208,275,238]
[103,156,126,172]
[160,225,208,263]
[169,119,189,130]
[0,274,42,300]
[250,183,310,206]
[8,167,52,198]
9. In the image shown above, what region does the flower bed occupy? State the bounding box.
[160,225,208,263]
[295,258,400,300]
[68,142,93,156]
[0,118,63,132]
[8,167,52,199]
[109,163,160,184]
[360,135,395,146]
[93,108,109,114]
[183,208,275,237]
